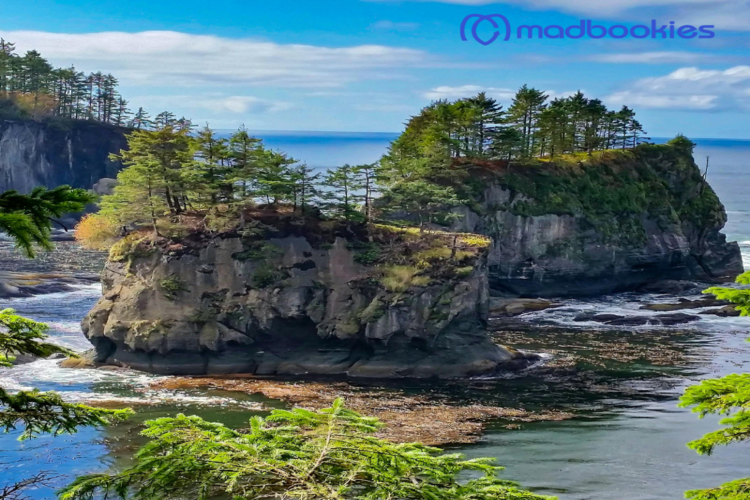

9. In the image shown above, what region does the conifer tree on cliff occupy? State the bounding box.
[0,186,131,499]
[323,164,364,221]
[507,85,548,158]
[105,124,195,233]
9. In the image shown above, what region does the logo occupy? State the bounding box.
[460,14,512,46]
[460,14,715,45]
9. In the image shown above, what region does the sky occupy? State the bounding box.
[1,0,749,138]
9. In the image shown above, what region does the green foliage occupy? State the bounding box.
[252,265,287,289]
[322,164,365,221]
[159,276,187,299]
[685,478,750,500]
[679,273,750,499]
[704,271,750,316]
[1,388,132,441]
[667,134,697,155]
[108,235,152,263]
[0,185,133,499]
[234,241,283,262]
[380,265,430,292]
[59,398,552,500]
[381,180,462,231]
[0,309,72,367]
[0,186,96,257]
[0,38,133,125]
[352,243,381,265]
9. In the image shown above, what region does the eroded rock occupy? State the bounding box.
[82,223,535,379]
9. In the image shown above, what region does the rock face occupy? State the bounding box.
[452,146,743,297]
[0,119,126,193]
[83,224,533,378]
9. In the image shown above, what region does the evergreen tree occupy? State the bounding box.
[0,186,95,257]
[254,149,297,206]
[106,126,194,230]
[130,107,153,130]
[59,399,550,500]
[289,164,320,213]
[0,187,131,500]
[507,85,548,157]
[228,125,263,199]
[154,111,177,129]
[679,271,750,500]
[382,180,461,231]
[323,164,364,221]
[353,163,379,223]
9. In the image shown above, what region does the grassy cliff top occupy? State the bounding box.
[105,208,491,290]
[456,143,725,242]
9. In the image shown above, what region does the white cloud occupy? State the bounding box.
[394,0,750,30]
[605,66,750,110]
[590,51,715,64]
[423,85,516,100]
[193,96,293,114]
[423,85,574,102]
[131,94,292,115]
[606,91,717,109]
[370,20,421,31]
[0,30,431,88]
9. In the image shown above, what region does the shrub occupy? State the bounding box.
[74,213,119,251]
[252,265,288,289]
[380,265,430,292]
[159,276,188,299]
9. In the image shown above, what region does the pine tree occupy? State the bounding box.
[507,85,548,157]
[323,164,364,221]
[289,164,320,213]
[254,150,297,206]
[382,180,461,231]
[130,107,153,130]
[228,125,263,199]
[154,110,177,129]
[106,127,194,230]
[679,271,750,500]
[59,399,550,500]
[352,163,378,222]
[0,187,131,500]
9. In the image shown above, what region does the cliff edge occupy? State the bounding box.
[450,144,743,296]
[0,119,126,193]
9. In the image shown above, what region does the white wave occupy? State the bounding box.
[508,291,750,332]
[65,390,266,409]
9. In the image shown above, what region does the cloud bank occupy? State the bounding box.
[0,30,430,88]
[606,66,750,110]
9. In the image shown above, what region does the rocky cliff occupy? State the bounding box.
[82,215,535,378]
[451,144,743,297]
[0,119,127,194]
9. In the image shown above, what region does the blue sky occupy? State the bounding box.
[1,0,749,137]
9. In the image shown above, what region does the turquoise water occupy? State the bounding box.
[1,133,749,499]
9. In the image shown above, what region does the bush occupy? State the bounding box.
[380,265,430,292]
[74,214,119,250]
[159,276,187,299]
